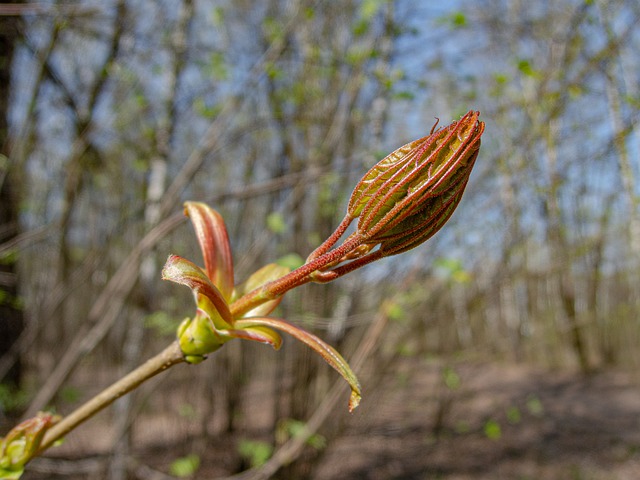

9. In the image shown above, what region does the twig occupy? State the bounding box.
[37,341,185,453]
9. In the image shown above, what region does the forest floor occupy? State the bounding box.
[21,359,640,480]
[313,360,640,480]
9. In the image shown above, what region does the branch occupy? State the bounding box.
[37,341,185,453]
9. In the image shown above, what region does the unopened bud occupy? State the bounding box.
[349,110,484,255]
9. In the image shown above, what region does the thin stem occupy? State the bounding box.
[305,214,353,262]
[310,249,384,283]
[37,341,185,453]
[230,233,365,318]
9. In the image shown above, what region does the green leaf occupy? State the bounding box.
[145,311,177,336]
[516,58,540,78]
[437,11,467,29]
[384,300,405,322]
[526,395,544,416]
[0,413,60,475]
[0,384,28,413]
[169,454,200,477]
[275,253,305,270]
[238,440,273,468]
[177,403,197,419]
[232,263,290,317]
[235,317,361,411]
[392,91,415,101]
[483,419,502,440]
[208,51,228,80]
[360,0,383,20]
[193,98,222,119]
[0,466,24,479]
[60,386,81,404]
[162,254,233,328]
[222,323,283,350]
[266,212,287,234]
[280,419,326,449]
[506,406,521,424]
[442,367,461,390]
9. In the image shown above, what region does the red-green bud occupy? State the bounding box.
[0,413,60,478]
[349,110,484,255]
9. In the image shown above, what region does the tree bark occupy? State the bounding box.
[0,1,24,396]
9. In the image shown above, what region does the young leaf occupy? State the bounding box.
[184,202,235,300]
[234,317,361,412]
[162,254,233,328]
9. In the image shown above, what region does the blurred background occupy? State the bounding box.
[1,0,639,479]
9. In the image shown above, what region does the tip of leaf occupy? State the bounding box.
[349,390,362,413]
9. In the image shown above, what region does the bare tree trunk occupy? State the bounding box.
[0,1,25,406]
[542,118,590,372]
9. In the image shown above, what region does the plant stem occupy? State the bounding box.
[37,340,185,454]
[229,233,364,317]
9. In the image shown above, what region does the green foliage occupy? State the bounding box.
[277,419,326,450]
[193,98,222,119]
[145,311,178,337]
[264,61,283,80]
[396,342,415,357]
[438,11,467,29]
[211,6,224,27]
[442,366,461,390]
[262,16,284,43]
[360,0,385,20]
[0,466,23,479]
[526,395,544,417]
[59,386,81,404]
[392,90,415,101]
[238,439,273,468]
[624,94,640,109]
[317,173,340,217]
[177,403,197,419]
[275,253,305,270]
[0,249,17,266]
[0,288,23,310]
[345,45,375,65]
[434,257,471,284]
[0,384,29,413]
[169,454,200,477]
[384,300,406,322]
[207,52,228,80]
[506,405,522,424]
[266,212,287,234]
[455,420,470,434]
[483,419,502,440]
[516,58,541,78]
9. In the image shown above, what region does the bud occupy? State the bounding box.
[0,413,60,478]
[349,110,484,255]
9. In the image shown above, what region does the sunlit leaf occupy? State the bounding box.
[483,419,502,440]
[169,454,200,477]
[222,323,282,350]
[161,254,233,328]
[236,317,361,412]
[266,212,287,234]
[232,263,290,317]
[238,440,273,468]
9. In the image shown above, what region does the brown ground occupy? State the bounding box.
[20,359,640,479]
[314,360,640,480]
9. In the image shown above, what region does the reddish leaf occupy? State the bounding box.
[162,254,233,328]
[184,202,235,300]
[235,317,361,412]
